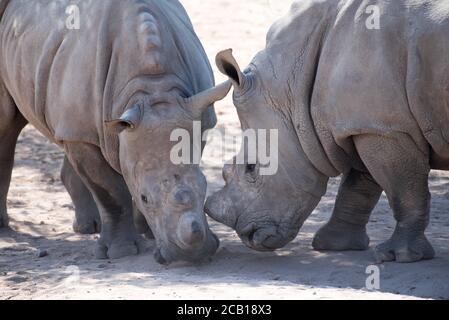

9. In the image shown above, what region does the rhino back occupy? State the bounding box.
[256,0,449,175]
[314,0,449,170]
[0,0,215,171]
[0,0,110,144]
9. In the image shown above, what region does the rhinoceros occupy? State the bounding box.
[205,0,449,263]
[0,0,231,264]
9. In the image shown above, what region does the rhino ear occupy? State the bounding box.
[216,49,245,89]
[105,104,142,134]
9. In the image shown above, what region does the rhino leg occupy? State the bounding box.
[64,142,145,259]
[354,133,435,263]
[0,91,27,229]
[61,156,101,234]
[62,155,153,237]
[313,169,382,251]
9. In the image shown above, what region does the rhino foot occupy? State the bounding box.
[94,234,147,260]
[312,219,370,251]
[73,215,101,235]
[375,233,435,263]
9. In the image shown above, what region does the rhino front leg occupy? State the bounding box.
[313,169,382,251]
[64,142,145,259]
[354,133,435,263]
[61,156,101,234]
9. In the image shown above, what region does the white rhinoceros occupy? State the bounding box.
[206,0,449,263]
[0,0,230,264]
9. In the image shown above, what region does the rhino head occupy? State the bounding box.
[107,82,231,264]
[205,50,328,252]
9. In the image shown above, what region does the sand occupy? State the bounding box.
[0,0,448,300]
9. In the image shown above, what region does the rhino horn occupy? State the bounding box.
[184,80,232,117]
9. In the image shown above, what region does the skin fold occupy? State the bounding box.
[205,0,449,263]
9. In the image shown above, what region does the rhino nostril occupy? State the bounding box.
[240,225,280,251]
[247,229,257,243]
[177,212,207,248]
[191,221,202,235]
[185,221,205,244]
[239,223,256,241]
[249,228,282,251]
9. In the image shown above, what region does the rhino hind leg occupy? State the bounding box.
[0,90,27,229]
[61,156,101,234]
[64,142,145,259]
[354,133,435,263]
[313,169,382,251]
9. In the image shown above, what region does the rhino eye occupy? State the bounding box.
[141,195,149,204]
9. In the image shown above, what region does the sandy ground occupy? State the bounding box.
[1,0,448,300]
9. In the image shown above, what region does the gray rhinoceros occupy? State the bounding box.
[0,0,231,264]
[205,0,449,263]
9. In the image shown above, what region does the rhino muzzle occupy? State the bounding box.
[238,224,288,251]
[151,210,219,265]
[153,229,219,265]
[177,212,206,248]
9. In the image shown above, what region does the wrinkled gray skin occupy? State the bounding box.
[206,0,449,263]
[0,0,231,264]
